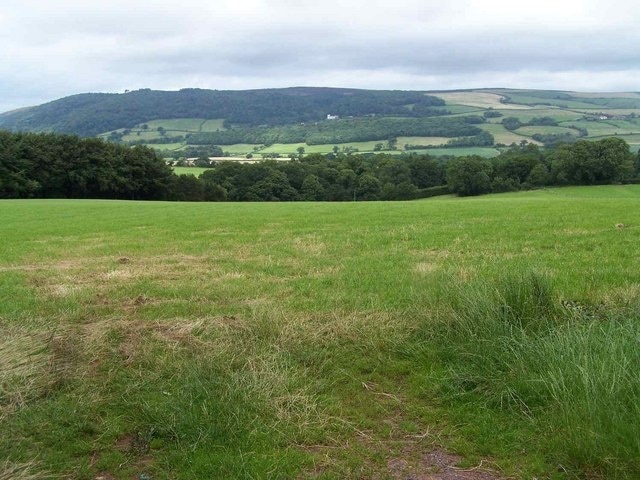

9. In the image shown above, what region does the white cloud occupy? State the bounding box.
[1,0,639,112]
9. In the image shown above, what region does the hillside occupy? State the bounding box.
[2,87,640,157]
[0,87,445,136]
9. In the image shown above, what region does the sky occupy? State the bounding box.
[1,0,639,112]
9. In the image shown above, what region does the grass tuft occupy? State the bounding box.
[431,272,640,477]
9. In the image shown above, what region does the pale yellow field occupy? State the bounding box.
[433,92,532,109]
[479,124,542,146]
[397,136,450,147]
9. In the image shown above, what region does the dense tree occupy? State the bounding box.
[502,117,523,131]
[446,156,493,196]
[300,174,325,201]
[3,131,635,203]
[0,132,173,200]
[551,138,634,184]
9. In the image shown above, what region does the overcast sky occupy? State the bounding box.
[1,0,639,112]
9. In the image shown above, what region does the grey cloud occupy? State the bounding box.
[1,0,640,112]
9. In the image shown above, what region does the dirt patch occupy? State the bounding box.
[94,473,116,480]
[387,448,504,480]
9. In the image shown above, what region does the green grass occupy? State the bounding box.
[516,125,580,137]
[478,124,539,145]
[199,119,226,132]
[407,146,502,157]
[141,119,207,131]
[398,136,451,147]
[499,93,600,109]
[492,108,584,123]
[560,119,640,138]
[152,143,186,152]
[2,186,639,479]
[171,167,210,176]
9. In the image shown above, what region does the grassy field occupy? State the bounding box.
[478,124,541,145]
[492,108,584,123]
[406,146,502,157]
[3,186,639,479]
[101,119,226,143]
[397,136,451,146]
[434,92,531,109]
[516,125,580,137]
[172,167,209,176]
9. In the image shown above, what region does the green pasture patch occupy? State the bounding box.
[398,136,450,147]
[498,92,598,109]
[516,125,579,137]
[140,118,205,132]
[561,119,640,137]
[576,108,640,116]
[409,146,501,157]
[439,105,484,114]
[152,143,186,152]
[1,187,640,479]
[492,108,583,123]
[199,119,226,132]
[221,143,260,155]
[172,167,210,176]
[122,130,163,141]
[478,124,540,145]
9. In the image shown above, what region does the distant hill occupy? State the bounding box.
[2,87,640,157]
[0,87,446,137]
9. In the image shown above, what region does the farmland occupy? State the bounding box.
[4,87,639,159]
[2,186,639,479]
[91,89,640,159]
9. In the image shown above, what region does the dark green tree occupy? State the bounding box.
[446,156,493,196]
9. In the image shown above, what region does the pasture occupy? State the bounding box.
[172,167,209,176]
[516,125,580,137]
[478,124,540,145]
[434,92,531,109]
[2,186,639,479]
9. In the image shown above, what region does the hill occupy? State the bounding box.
[2,87,640,157]
[0,87,446,136]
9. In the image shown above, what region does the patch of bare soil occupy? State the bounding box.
[387,448,505,480]
[302,381,505,479]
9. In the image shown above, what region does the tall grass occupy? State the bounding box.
[432,272,640,477]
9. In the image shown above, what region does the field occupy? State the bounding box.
[172,167,209,176]
[404,146,502,157]
[478,124,541,145]
[90,89,640,159]
[100,118,226,143]
[516,125,580,137]
[2,186,639,479]
[433,92,531,109]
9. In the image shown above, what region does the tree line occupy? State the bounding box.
[1,131,637,201]
[0,131,175,199]
[173,138,639,201]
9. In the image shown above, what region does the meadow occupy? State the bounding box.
[1,186,639,479]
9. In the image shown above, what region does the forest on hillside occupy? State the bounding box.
[0,88,446,136]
